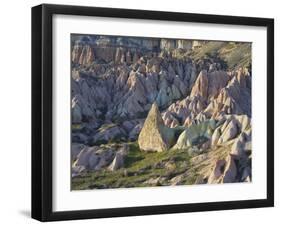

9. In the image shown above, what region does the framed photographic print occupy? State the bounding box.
[31,4,274,221]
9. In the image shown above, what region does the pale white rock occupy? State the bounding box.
[79,45,94,65]
[144,177,162,186]
[173,120,215,150]
[74,147,99,170]
[162,111,179,128]
[170,174,184,185]
[218,119,239,144]
[108,145,128,171]
[211,126,221,146]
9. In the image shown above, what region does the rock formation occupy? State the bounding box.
[173,120,216,150]
[138,103,175,152]
[72,144,128,175]
[71,35,252,186]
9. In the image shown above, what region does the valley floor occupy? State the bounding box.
[71,141,245,190]
[72,142,196,190]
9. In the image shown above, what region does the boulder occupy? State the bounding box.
[108,145,128,171]
[138,102,175,152]
[73,147,100,170]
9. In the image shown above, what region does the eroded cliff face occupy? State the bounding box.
[71,35,252,187]
[71,36,202,128]
[71,36,207,66]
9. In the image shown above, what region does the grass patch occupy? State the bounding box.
[71,142,195,190]
[72,123,83,130]
[189,41,251,70]
[98,123,118,132]
[190,41,225,60]
[220,43,251,69]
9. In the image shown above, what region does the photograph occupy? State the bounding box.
[30,3,274,221]
[71,34,252,190]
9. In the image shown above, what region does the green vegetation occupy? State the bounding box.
[71,142,196,190]
[71,123,83,130]
[97,123,118,132]
[189,41,251,70]
[190,41,225,60]
[220,43,251,69]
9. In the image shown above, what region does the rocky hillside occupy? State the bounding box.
[71,35,252,189]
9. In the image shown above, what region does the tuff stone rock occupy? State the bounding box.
[93,124,126,144]
[190,70,208,99]
[207,155,237,184]
[218,119,239,144]
[73,145,129,173]
[173,120,216,150]
[71,36,252,186]
[108,145,129,171]
[138,103,175,152]
[71,143,86,159]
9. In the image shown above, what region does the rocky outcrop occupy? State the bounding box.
[71,35,252,186]
[190,70,230,100]
[108,145,128,171]
[173,120,216,150]
[72,144,128,176]
[190,70,209,99]
[138,103,175,152]
[72,44,95,65]
[186,114,252,184]
[162,68,250,130]
[211,115,251,146]
[207,154,237,184]
[71,58,197,127]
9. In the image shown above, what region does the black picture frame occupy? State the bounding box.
[31,3,274,222]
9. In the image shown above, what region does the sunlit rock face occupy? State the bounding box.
[138,103,175,152]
